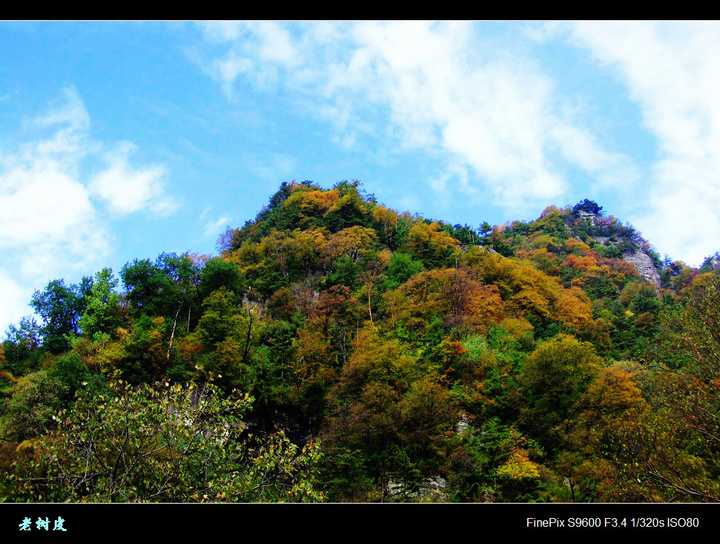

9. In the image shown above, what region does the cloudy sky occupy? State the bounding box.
[2,20,720,333]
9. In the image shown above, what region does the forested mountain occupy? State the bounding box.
[2,180,720,502]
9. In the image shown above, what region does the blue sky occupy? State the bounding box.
[2,20,720,333]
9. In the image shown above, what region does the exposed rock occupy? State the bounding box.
[703,254,720,271]
[566,206,661,289]
[386,477,448,502]
[623,249,661,290]
[575,210,600,226]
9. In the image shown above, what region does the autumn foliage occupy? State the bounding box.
[2,183,719,503]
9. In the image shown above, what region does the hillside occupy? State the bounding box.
[1,180,719,503]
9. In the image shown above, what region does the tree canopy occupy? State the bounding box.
[2,181,718,503]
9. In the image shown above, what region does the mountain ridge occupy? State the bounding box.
[2,179,720,503]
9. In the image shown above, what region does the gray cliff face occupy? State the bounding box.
[570,209,662,290]
[704,255,720,271]
[622,249,661,289]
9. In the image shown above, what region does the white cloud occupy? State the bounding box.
[0,167,100,250]
[192,21,720,264]
[0,87,176,333]
[199,206,232,240]
[249,21,300,66]
[34,86,90,131]
[89,142,176,216]
[197,21,302,97]
[564,21,720,265]
[0,270,34,336]
[193,21,619,218]
[0,87,106,273]
[196,21,244,43]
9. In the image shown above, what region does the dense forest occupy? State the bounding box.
[2,179,719,502]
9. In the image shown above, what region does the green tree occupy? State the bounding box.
[79,268,124,340]
[199,257,244,301]
[2,317,43,377]
[572,199,603,216]
[384,252,425,291]
[612,273,720,501]
[114,316,170,385]
[121,253,202,324]
[321,381,403,501]
[121,258,171,316]
[121,253,204,355]
[448,417,545,502]
[186,287,258,393]
[5,381,323,502]
[48,352,91,402]
[663,273,720,379]
[406,221,461,269]
[518,334,602,454]
[1,371,67,441]
[31,278,91,354]
[398,375,459,481]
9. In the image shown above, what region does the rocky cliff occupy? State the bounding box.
[622,249,662,290]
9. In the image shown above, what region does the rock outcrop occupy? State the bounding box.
[622,249,661,290]
[569,207,662,290]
